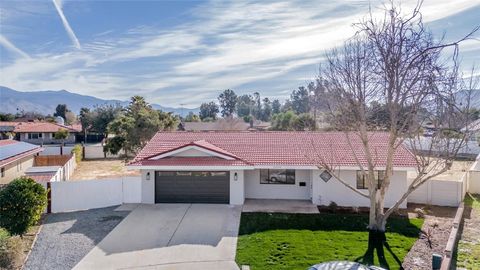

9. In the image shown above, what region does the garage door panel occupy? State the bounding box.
[155,171,229,203]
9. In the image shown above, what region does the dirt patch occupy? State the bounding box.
[71,159,140,180]
[402,204,457,270]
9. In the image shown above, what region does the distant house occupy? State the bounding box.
[0,140,43,185]
[179,119,271,131]
[0,121,81,145]
[462,119,480,141]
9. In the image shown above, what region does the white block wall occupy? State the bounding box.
[50,177,141,213]
[83,145,121,159]
[469,171,480,194]
[408,178,465,207]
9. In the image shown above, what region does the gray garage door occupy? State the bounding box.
[155,171,230,203]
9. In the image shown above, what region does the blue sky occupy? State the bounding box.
[1,0,479,108]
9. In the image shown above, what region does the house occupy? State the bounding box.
[24,166,62,183]
[0,140,43,185]
[127,131,416,208]
[0,121,81,145]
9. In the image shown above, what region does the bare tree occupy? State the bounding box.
[314,1,478,264]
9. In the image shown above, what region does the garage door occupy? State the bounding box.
[155,171,230,203]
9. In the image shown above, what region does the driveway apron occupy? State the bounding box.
[73,204,242,270]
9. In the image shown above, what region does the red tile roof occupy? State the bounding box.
[130,157,250,167]
[0,140,43,167]
[0,121,81,133]
[131,131,417,168]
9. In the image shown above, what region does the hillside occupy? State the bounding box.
[0,86,198,117]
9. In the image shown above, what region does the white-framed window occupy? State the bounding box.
[260,169,295,184]
[356,170,385,189]
[27,133,42,139]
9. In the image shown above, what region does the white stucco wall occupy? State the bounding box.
[141,170,155,204]
[230,170,245,205]
[244,169,311,200]
[311,169,408,208]
[171,148,212,157]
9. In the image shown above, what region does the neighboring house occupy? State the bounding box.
[0,121,81,145]
[179,119,270,131]
[462,118,480,141]
[24,166,62,183]
[128,131,416,208]
[0,140,43,185]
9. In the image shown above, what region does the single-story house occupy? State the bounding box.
[0,140,43,185]
[0,121,81,145]
[128,131,417,208]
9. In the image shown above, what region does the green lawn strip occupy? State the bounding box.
[464,193,480,209]
[455,193,480,269]
[236,213,423,270]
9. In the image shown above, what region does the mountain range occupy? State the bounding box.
[0,86,198,117]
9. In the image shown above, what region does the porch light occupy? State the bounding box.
[146,172,151,180]
[234,172,238,181]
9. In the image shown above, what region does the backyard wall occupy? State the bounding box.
[408,177,465,207]
[39,145,75,156]
[83,145,121,159]
[50,177,141,213]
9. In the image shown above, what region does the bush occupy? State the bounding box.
[71,144,83,163]
[328,201,338,213]
[0,177,47,235]
[0,235,24,269]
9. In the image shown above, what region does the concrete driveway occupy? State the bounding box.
[74,204,242,270]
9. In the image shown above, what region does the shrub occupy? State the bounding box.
[0,177,47,235]
[328,201,338,213]
[71,144,83,163]
[0,235,24,269]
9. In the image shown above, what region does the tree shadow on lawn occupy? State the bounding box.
[238,213,422,270]
[238,212,422,237]
[354,231,405,270]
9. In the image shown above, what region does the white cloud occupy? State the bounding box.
[52,0,81,49]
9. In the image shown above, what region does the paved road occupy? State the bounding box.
[74,204,242,270]
[24,207,129,270]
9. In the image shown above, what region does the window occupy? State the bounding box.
[260,169,295,184]
[1,167,4,177]
[27,133,42,139]
[356,171,385,189]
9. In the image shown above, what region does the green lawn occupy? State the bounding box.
[455,194,480,269]
[236,213,423,270]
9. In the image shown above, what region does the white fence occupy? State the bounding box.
[468,159,480,194]
[39,144,121,159]
[408,177,466,207]
[83,145,121,159]
[39,145,75,156]
[50,177,141,213]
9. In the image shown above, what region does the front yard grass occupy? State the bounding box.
[236,213,423,270]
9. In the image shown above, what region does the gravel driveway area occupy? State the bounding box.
[24,206,129,270]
